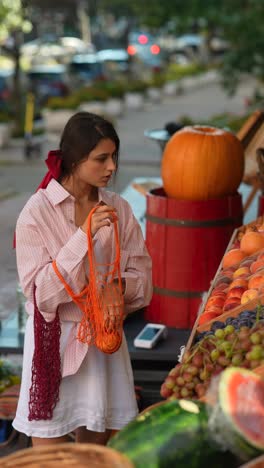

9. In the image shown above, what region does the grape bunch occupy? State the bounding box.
[160,321,264,401]
[195,308,264,344]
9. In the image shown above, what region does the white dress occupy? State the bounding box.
[13,317,138,438]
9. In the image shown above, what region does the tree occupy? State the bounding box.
[0,0,32,130]
[98,0,264,95]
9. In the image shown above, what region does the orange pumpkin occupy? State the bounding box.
[161,125,244,200]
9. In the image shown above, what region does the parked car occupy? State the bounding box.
[27,64,69,105]
[97,48,131,78]
[68,53,106,86]
[127,31,165,77]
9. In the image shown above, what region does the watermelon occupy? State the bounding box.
[108,399,237,468]
[208,367,264,462]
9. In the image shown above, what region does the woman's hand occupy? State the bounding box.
[101,282,125,331]
[81,203,117,237]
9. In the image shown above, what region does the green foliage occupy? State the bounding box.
[0,110,12,123]
[125,80,148,93]
[95,81,126,99]
[176,112,250,134]
[0,358,21,393]
[165,63,206,81]
[147,73,167,88]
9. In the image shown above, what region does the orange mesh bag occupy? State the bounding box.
[52,205,124,354]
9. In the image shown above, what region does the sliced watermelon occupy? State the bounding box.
[209,367,264,462]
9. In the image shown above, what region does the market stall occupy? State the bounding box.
[106,215,264,467]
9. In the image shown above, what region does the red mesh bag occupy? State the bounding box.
[52,205,124,354]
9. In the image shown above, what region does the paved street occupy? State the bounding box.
[0,78,260,320]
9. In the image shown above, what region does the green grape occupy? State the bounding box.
[215,329,225,339]
[231,353,243,366]
[250,332,262,345]
[210,349,220,361]
[219,341,232,352]
[224,325,235,336]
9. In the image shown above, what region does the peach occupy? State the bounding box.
[223,269,237,279]
[227,286,246,299]
[204,305,223,316]
[207,288,226,304]
[232,266,251,279]
[250,259,264,274]
[240,231,264,255]
[211,283,228,293]
[228,278,248,290]
[248,274,264,290]
[206,296,226,309]
[222,249,247,269]
[214,276,232,287]
[223,298,241,312]
[198,311,221,326]
[257,251,264,261]
[240,288,259,304]
[239,259,253,268]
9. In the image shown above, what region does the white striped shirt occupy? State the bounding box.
[15,179,152,376]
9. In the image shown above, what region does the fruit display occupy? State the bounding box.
[198,216,264,329]
[161,125,244,201]
[109,367,263,467]
[161,307,264,401]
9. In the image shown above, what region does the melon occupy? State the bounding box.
[208,367,264,462]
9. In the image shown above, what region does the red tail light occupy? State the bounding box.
[150,44,160,55]
[127,45,137,55]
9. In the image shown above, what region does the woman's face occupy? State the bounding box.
[74,138,117,188]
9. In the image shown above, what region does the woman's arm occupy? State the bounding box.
[16,222,91,321]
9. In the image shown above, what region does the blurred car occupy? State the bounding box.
[60,37,95,55]
[0,69,13,111]
[27,64,69,104]
[68,53,106,86]
[127,31,164,76]
[97,49,130,78]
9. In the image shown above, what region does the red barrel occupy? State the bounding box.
[145,188,243,329]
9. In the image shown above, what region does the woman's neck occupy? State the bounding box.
[61,177,98,204]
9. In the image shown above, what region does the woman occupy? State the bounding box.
[13,112,152,446]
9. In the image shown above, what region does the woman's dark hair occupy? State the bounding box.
[59,112,120,179]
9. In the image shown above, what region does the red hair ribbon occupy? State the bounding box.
[13,150,62,248]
